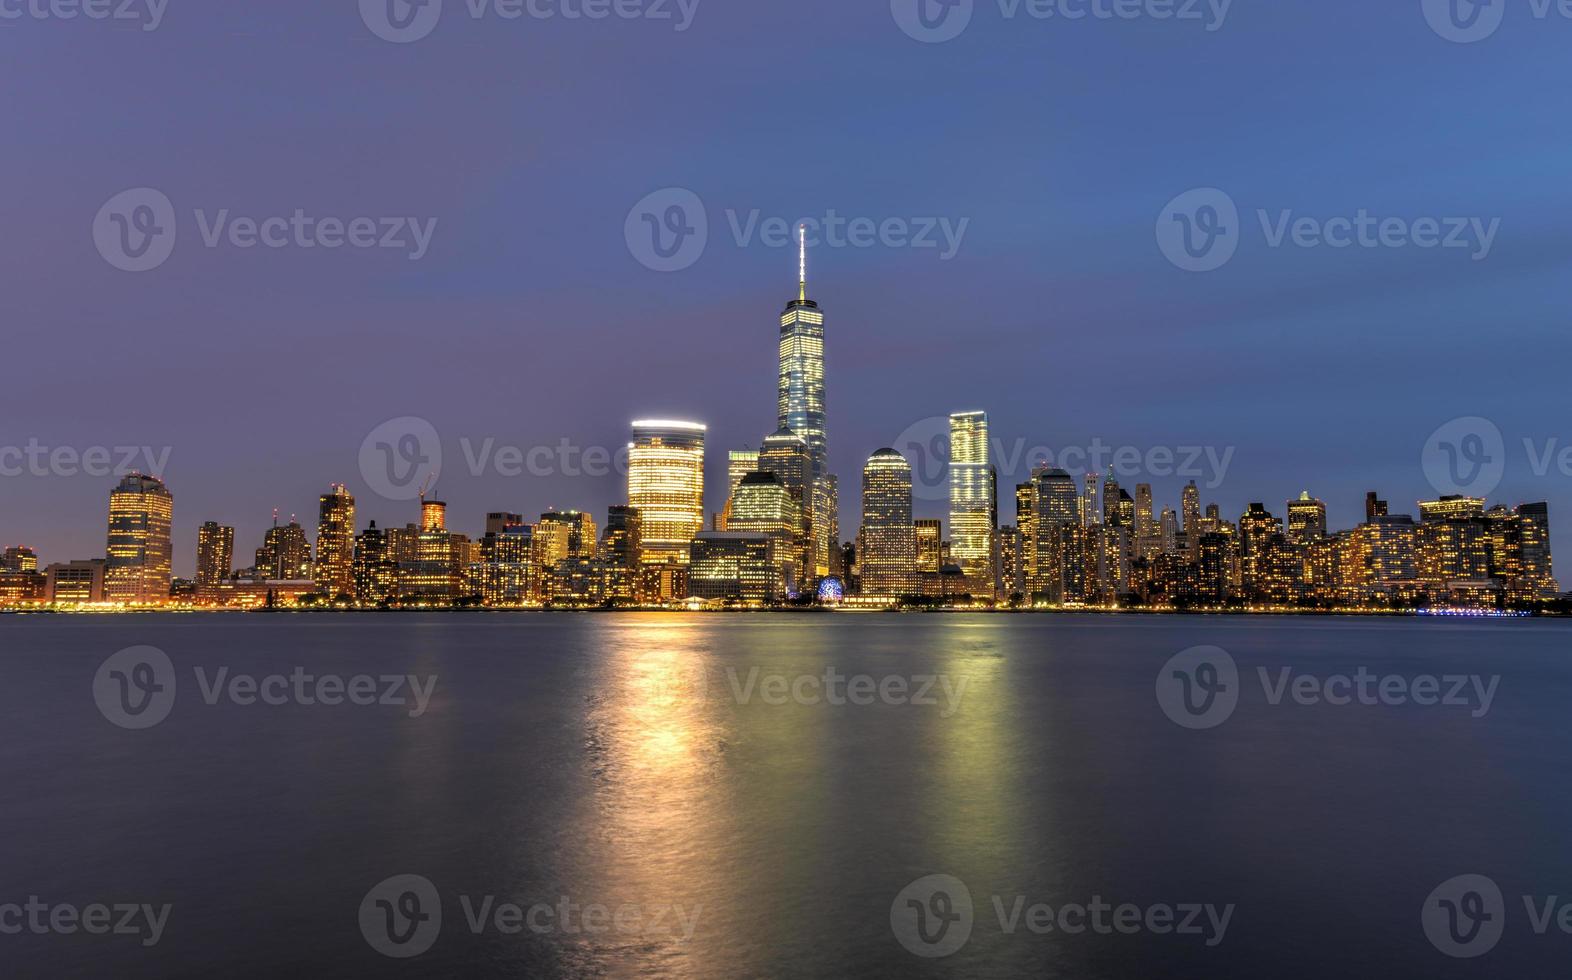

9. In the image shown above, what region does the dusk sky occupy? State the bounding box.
[4,1,1570,575]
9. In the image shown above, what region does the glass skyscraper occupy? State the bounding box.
[104,473,173,604]
[948,411,993,592]
[777,228,835,581]
[628,419,706,565]
[859,449,916,598]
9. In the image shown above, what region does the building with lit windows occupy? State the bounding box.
[104,473,173,604]
[914,519,942,576]
[628,420,706,565]
[720,450,760,529]
[195,521,234,600]
[353,521,398,605]
[254,515,313,582]
[315,484,356,599]
[45,559,106,604]
[688,531,776,603]
[727,470,801,595]
[948,411,993,593]
[1286,492,1328,545]
[600,506,642,602]
[1032,468,1079,600]
[1182,481,1201,558]
[859,449,916,598]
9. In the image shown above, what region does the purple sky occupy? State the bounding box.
[4,1,1571,577]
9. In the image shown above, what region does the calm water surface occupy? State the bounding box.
[2,613,1569,978]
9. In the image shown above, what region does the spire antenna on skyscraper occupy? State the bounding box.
[798,223,807,303]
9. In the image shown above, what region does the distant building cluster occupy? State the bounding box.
[0,235,1561,613]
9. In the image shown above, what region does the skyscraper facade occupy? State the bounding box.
[859,449,916,597]
[196,521,234,589]
[105,473,173,604]
[315,484,357,598]
[628,419,706,564]
[948,411,993,592]
[776,229,835,581]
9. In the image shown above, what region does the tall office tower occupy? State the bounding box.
[1101,468,1123,525]
[1238,503,1284,596]
[600,506,643,601]
[859,449,916,598]
[401,499,464,602]
[998,526,1022,598]
[777,229,836,581]
[1015,481,1038,590]
[1366,491,1389,521]
[104,474,173,604]
[486,512,524,536]
[353,521,398,604]
[255,515,314,581]
[1513,502,1557,597]
[628,419,706,564]
[1182,480,1201,558]
[1032,468,1080,600]
[728,471,802,594]
[1083,473,1099,527]
[720,450,761,529]
[758,427,814,577]
[1138,484,1163,556]
[948,411,993,592]
[195,521,234,588]
[914,519,942,574]
[314,484,357,598]
[1286,492,1328,545]
[1159,508,1180,555]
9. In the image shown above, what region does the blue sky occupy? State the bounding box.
[4,0,1570,574]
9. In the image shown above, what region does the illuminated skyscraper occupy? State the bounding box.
[353,521,398,605]
[196,521,234,589]
[1182,480,1201,559]
[315,484,357,598]
[914,519,942,574]
[104,473,173,604]
[757,427,813,577]
[628,419,706,564]
[1286,492,1328,545]
[727,470,801,594]
[777,228,836,581]
[1033,468,1080,600]
[948,411,992,591]
[860,449,916,598]
[720,450,760,529]
[255,514,313,581]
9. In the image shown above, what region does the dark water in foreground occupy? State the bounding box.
[2,613,1569,978]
